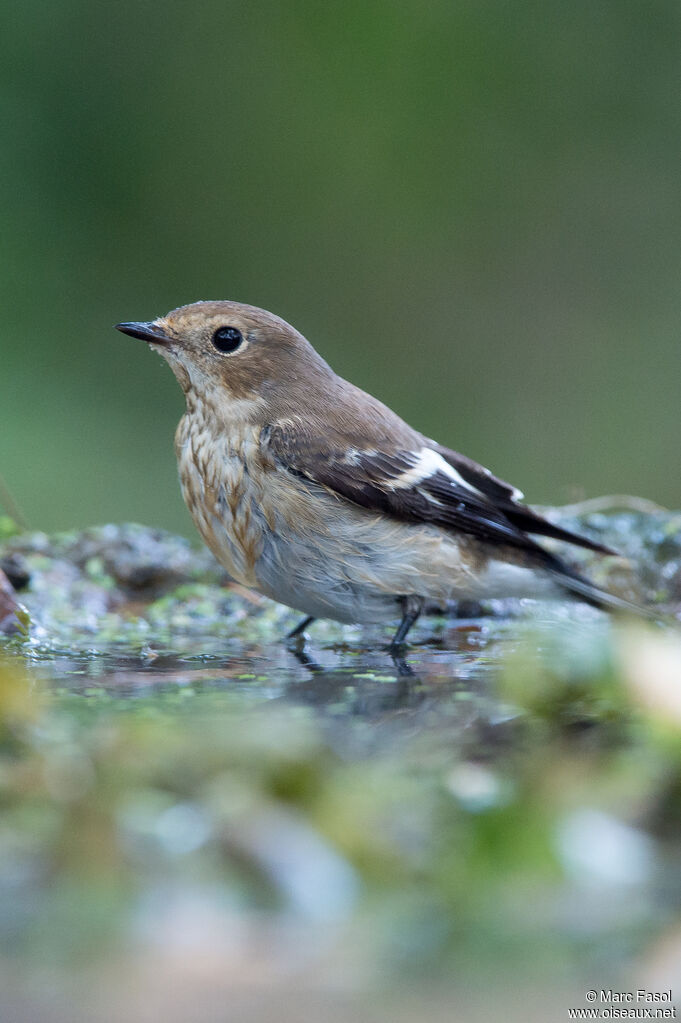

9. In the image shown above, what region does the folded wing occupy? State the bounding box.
[264,422,614,557]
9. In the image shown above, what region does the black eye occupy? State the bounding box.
[212,326,244,353]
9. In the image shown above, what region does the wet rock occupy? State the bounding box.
[0,522,286,650]
[3,523,227,597]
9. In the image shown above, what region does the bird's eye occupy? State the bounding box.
[212,326,244,353]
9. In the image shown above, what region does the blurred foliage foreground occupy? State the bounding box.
[0,505,680,1020]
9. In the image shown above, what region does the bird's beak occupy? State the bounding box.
[115,321,173,345]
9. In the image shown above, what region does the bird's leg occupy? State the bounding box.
[286,615,316,639]
[388,596,423,649]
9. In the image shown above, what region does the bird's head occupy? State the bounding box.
[116,300,333,413]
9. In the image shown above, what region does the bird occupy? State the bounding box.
[116,300,634,648]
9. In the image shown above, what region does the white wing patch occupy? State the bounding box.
[388,448,480,494]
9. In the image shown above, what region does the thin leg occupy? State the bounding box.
[388,596,423,650]
[287,615,316,639]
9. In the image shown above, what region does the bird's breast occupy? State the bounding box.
[175,408,272,588]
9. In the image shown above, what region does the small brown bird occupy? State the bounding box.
[116,301,628,647]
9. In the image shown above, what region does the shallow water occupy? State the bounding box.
[1,512,681,1020]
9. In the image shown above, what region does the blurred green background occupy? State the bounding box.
[2,0,680,536]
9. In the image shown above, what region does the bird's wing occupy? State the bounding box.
[435,444,615,555]
[263,421,610,556]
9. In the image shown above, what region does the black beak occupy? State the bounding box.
[115,321,173,345]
